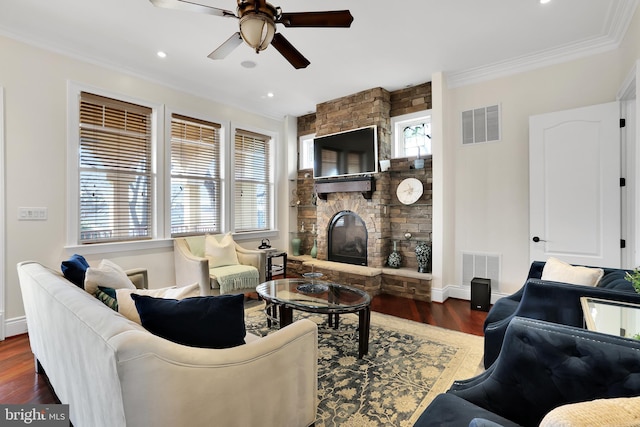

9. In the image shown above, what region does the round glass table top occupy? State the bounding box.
[256,278,371,314]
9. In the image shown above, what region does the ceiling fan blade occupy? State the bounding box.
[208,32,243,59]
[277,10,354,28]
[271,33,310,69]
[149,0,236,18]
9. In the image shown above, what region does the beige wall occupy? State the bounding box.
[434,7,640,298]
[2,6,640,330]
[0,35,288,326]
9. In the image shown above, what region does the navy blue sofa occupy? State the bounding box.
[483,260,639,369]
[414,317,640,427]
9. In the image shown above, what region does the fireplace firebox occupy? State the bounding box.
[328,210,367,266]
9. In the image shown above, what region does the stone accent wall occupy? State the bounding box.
[389,82,432,117]
[297,113,316,136]
[316,87,392,161]
[292,82,433,299]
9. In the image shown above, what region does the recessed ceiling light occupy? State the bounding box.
[540,0,551,4]
[157,51,167,58]
[241,60,257,68]
[267,92,275,98]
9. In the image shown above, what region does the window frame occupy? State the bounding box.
[390,110,432,159]
[230,123,277,239]
[66,81,167,254]
[66,84,281,252]
[299,133,315,170]
[166,109,227,237]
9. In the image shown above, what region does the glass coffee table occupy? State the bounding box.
[256,278,372,358]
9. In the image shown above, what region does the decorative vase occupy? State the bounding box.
[387,240,402,268]
[291,237,302,256]
[415,241,431,273]
[310,238,318,258]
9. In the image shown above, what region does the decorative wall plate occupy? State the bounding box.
[396,178,423,205]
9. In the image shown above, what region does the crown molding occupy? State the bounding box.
[446,0,639,89]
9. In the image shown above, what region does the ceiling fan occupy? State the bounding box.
[149,0,354,69]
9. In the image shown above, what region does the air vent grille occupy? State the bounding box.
[462,104,500,145]
[462,252,501,292]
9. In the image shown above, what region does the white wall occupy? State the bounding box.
[433,7,640,299]
[0,35,287,332]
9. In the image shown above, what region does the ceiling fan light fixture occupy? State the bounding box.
[239,13,276,52]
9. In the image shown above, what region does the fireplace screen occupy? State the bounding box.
[328,211,367,266]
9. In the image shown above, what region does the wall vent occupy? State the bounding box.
[462,252,501,292]
[462,104,501,145]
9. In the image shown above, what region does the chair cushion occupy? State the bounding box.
[598,270,636,292]
[541,257,604,286]
[61,254,90,288]
[205,233,239,268]
[131,293,246,348]
[84,259,136,295]
[413,394,520,427]
[185,235,206,258]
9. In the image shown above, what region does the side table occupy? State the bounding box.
[264,250,287,280]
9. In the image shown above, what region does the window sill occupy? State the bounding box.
[64,238,174,256]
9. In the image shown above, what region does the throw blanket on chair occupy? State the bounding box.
[210,265,259,294]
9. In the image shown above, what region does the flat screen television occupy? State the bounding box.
[313,125,378,179]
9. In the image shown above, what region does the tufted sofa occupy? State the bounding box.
[414,317,640,427]
[483,260,640,368]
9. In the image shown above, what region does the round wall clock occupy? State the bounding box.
[396,178,423,205]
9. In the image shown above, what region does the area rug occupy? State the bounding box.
[244,306,484,427]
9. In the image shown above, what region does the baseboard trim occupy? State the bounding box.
[5,315,27,338]
[433,285,508,304]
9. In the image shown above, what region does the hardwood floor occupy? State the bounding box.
[0,295,487,405]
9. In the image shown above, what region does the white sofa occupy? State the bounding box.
[18,261,318,427]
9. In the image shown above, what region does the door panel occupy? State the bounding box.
[529,102,620,268]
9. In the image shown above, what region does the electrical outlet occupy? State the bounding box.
[18,207,48,221]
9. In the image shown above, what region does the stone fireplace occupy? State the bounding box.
[291,83,434,301]
[328,210,368,266]
[315,189,388,268]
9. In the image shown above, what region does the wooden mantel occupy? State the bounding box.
[314,176,376,200]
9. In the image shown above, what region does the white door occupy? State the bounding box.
[529,102,621,268]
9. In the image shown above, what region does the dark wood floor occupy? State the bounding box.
[0,295,487,405]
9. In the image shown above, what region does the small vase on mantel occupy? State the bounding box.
[387,240,402,269]
[415,241,431,273]
[291,236,302,256]
[310,238,318,258]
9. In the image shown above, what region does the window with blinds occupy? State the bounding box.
[170,114,222,236]
[234,129,272,233]
[78,92,152,243]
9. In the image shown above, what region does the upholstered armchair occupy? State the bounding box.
[174,234,266,296]
[414,317,640,427]
[483,259,639,368]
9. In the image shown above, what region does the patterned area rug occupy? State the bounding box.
[244,306,484,427]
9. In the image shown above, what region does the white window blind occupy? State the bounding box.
[78,92,152,243]
[170,113,222,236]
[234,129,272,233]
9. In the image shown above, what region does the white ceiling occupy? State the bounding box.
[0,0,637,119]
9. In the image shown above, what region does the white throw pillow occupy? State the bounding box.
[205,233,239,268]
[541,257,604,287]
[117,283,200,324]
[84,259,136,295]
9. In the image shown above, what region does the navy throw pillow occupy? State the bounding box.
[61,254,90,288]
[131,293,246,349]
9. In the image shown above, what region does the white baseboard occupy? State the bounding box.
[432,285,509,304]
[5,315,27,338]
